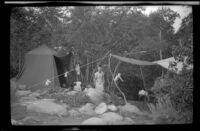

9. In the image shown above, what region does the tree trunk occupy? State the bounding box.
[86,54,89,83]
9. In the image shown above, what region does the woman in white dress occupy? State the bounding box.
[93,66,105,93]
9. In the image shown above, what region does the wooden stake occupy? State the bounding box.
[139,65,146,90]
[108,55,127,104]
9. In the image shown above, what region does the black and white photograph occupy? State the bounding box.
[9,3,194,126]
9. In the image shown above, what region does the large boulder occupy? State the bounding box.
[28,92,40,98]
[100,112,123,124]
[26,99,68,117]
[19,96,38,103]
[79,103,95,115]
[11,105,27,120]
[119,103,141,114]
[16,90,32,96]
[11,119,23,125]
[123,117,135,124]
[35,89,48,96]
[84,88,104,104]
[82,117,106,125]
[95,102,108,114]
[110,117,135,125]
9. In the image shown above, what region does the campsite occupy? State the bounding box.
[10,6,193,125]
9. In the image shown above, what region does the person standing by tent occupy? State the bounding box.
[75,63,81,81]
[94,65,105,93]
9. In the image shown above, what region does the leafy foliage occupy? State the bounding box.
[10,6,192,102]
[10,6,193,124]
[147,95,179,121]
[149,13,193,124]
[52,91,91,108]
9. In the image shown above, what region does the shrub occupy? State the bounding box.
[52,91,91,108]
[150,70,193,123]
[147,94,193,124]
[147,95,179,122]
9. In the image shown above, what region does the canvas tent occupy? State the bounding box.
[16,44,72,91]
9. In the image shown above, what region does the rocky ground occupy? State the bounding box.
[11,86,170,125]
[11,101,166,125]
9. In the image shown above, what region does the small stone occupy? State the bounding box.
[18,84,26,90]
[107,104,117,111]
[95,102,107,114]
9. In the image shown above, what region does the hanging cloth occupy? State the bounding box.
[64,72,68,78]
[111,54,157,66]
[75,64,80,75]
[45,79,51,86]
[114,73,123,82]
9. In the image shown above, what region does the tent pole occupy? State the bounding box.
[109,55,127,104]
[139,65,150,104]
[139,65,146,90]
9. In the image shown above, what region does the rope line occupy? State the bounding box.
[28,53,110,89]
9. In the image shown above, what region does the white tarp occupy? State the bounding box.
[153,57,193,74]
[111,54,193,74]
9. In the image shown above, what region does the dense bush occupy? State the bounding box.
[151,69,193,123]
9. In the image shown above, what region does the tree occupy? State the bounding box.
[151,12,193,123]
[10,7,68,77]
